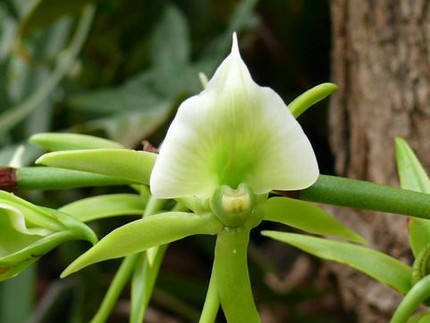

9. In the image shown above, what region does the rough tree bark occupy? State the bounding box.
[329,0,430,322]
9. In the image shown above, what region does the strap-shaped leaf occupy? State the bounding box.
[62,212,223,277]
[214,227,260,323]
[30,132,123,151]
[36,149,157,184]
[0,231,75,281]
[263,197,366,244]
[45,208,98,245]
[59,194,146,222]
[288,83,338,118]
[395,137,430,257]
[262,231,412,294]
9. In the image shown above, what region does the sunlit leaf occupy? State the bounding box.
[30,132,123,151]
[59,194,146,222]
[395,137,430,257]
[46,208,98,245]
[263,197,366,244]
[0,231,75,281]
[36,149,157,184]
[62,212,223,277]
[262,231,412,294]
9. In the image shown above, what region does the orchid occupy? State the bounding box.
[3,30,430,323]
[32,34,365,323]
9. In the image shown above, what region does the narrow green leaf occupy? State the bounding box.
[263,197,366,244]
[46,208,98,245]
[0,231,75,281]
[59,194,146,222]
[17,167,132,190]
[61,212,223,277]
[30,132,123,151]
[262,231,412,294]
[395,138,430,194]
[300,175,430,221]
[214,227,260,323]
[288,83,338,118]
[395,137,430,257]
[36,149,157,185]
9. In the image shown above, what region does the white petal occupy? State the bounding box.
[150,34,318,199]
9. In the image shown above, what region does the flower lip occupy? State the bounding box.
[150,33,319,199]
[210,183,255,228]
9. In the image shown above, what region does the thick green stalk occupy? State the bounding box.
[300,175,430,220]
[90,255,139,323]
[214,227,260,323]
[390,275,430,323]
[16,167,132,190]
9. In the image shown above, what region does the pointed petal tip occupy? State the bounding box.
[231,32,240,55]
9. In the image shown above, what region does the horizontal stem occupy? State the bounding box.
[17,167,131,190]
[300,175,430,220]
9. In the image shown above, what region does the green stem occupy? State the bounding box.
[0,5,96,136]
[199,266,220,323]
[17,167,132,190]
[129,196,171,323]
[130,245,167,323]
[390,275,430,323]
[288,83,338,118]
[300,175,430,220]
[90,255,139,323]
[214,226,260,323]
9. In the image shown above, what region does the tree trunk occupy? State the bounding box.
[329,0,430,322]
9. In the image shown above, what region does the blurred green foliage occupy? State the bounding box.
[0,0,340,322]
